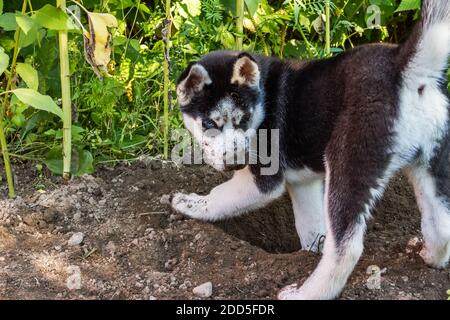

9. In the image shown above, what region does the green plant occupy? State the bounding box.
[0,0,66,197]
[57,0,72,180]
[0,0,434,198]
[163,0,172,160]
[236,0,245,50]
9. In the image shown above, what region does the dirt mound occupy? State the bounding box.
[0,161,448,299]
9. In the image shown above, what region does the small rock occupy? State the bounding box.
[366,265,386,290]
[23,215,35,226]
[193,282,213,298]
[73,212,82,222]
[179,283,188,290]
[106,241,116,256]
[150,160,162,170]
[406,237,423,254]
[366,265,381,275]
[68,232,84,246]
[366,275,382,290]
[43,210,58,223]
[38,220,47,229]
[160,194,171,205]
[169,214,182,222]
[164,258,178,271]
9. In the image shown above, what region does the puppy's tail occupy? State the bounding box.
[399,0,450,79]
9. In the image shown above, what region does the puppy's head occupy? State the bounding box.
[176,51,264,171]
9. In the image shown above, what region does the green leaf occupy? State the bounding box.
[19,24,42,49]
[0,47,8,75]
[76,149,94,176]
[21,110,52,139]
[0,35,15,52]
[113,35,127,46]
[44,126,84,141]
[220,0,235,13]
[0,0,3,15]
[44,147,94,176]
[245,0,261,16]
[221,30,235,48]
[299,15,310,29]
[395,0,421,12]
[44,147,63,175]
[12,88,63,119]
[15,15,35,35]
[137,3,151,14]
[11,113,26,128]
[71,125,85,142]
[129,39,140,51]
[121,134,147,149]
[181,0,201,17]
[16,63,39,90]
[0,13,18,31]
[34,4,70,30]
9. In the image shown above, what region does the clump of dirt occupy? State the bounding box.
[0,160,449,300]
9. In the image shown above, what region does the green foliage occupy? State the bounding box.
[0,0,440,180]
[12,88,63,119]
[16,63,39,90]
[34,4,72,30]
[0,47,8,74]
[396,0,421,12]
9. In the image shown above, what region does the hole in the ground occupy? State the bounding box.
[214,174,420,254]
[214,195,301,253]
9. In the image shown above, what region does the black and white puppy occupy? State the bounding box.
[171,0,450,299]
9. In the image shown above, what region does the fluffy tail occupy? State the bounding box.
[399,0,450,78]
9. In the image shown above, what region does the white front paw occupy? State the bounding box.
[278,279,339,300]
[278,284,307,300]
[171,192,209,220]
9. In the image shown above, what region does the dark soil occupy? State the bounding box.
[0,160,449,300]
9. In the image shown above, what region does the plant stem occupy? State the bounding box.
[325,0,331,56]
[0,115,14,198]
[163,0,172,160]
[236,0,245,50]
[57,0,72,180]
[0,0,27,198]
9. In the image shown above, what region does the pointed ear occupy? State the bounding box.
[231,54,260,88]
[176,64,212,106]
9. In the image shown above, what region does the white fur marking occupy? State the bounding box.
[231,56,260,87]
[172,166,284,221]
[286,169,326,252]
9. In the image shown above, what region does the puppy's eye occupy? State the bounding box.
[230,92,239,100]
[202,119,217,130]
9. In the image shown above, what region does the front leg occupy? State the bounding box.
[171,166,284,221]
